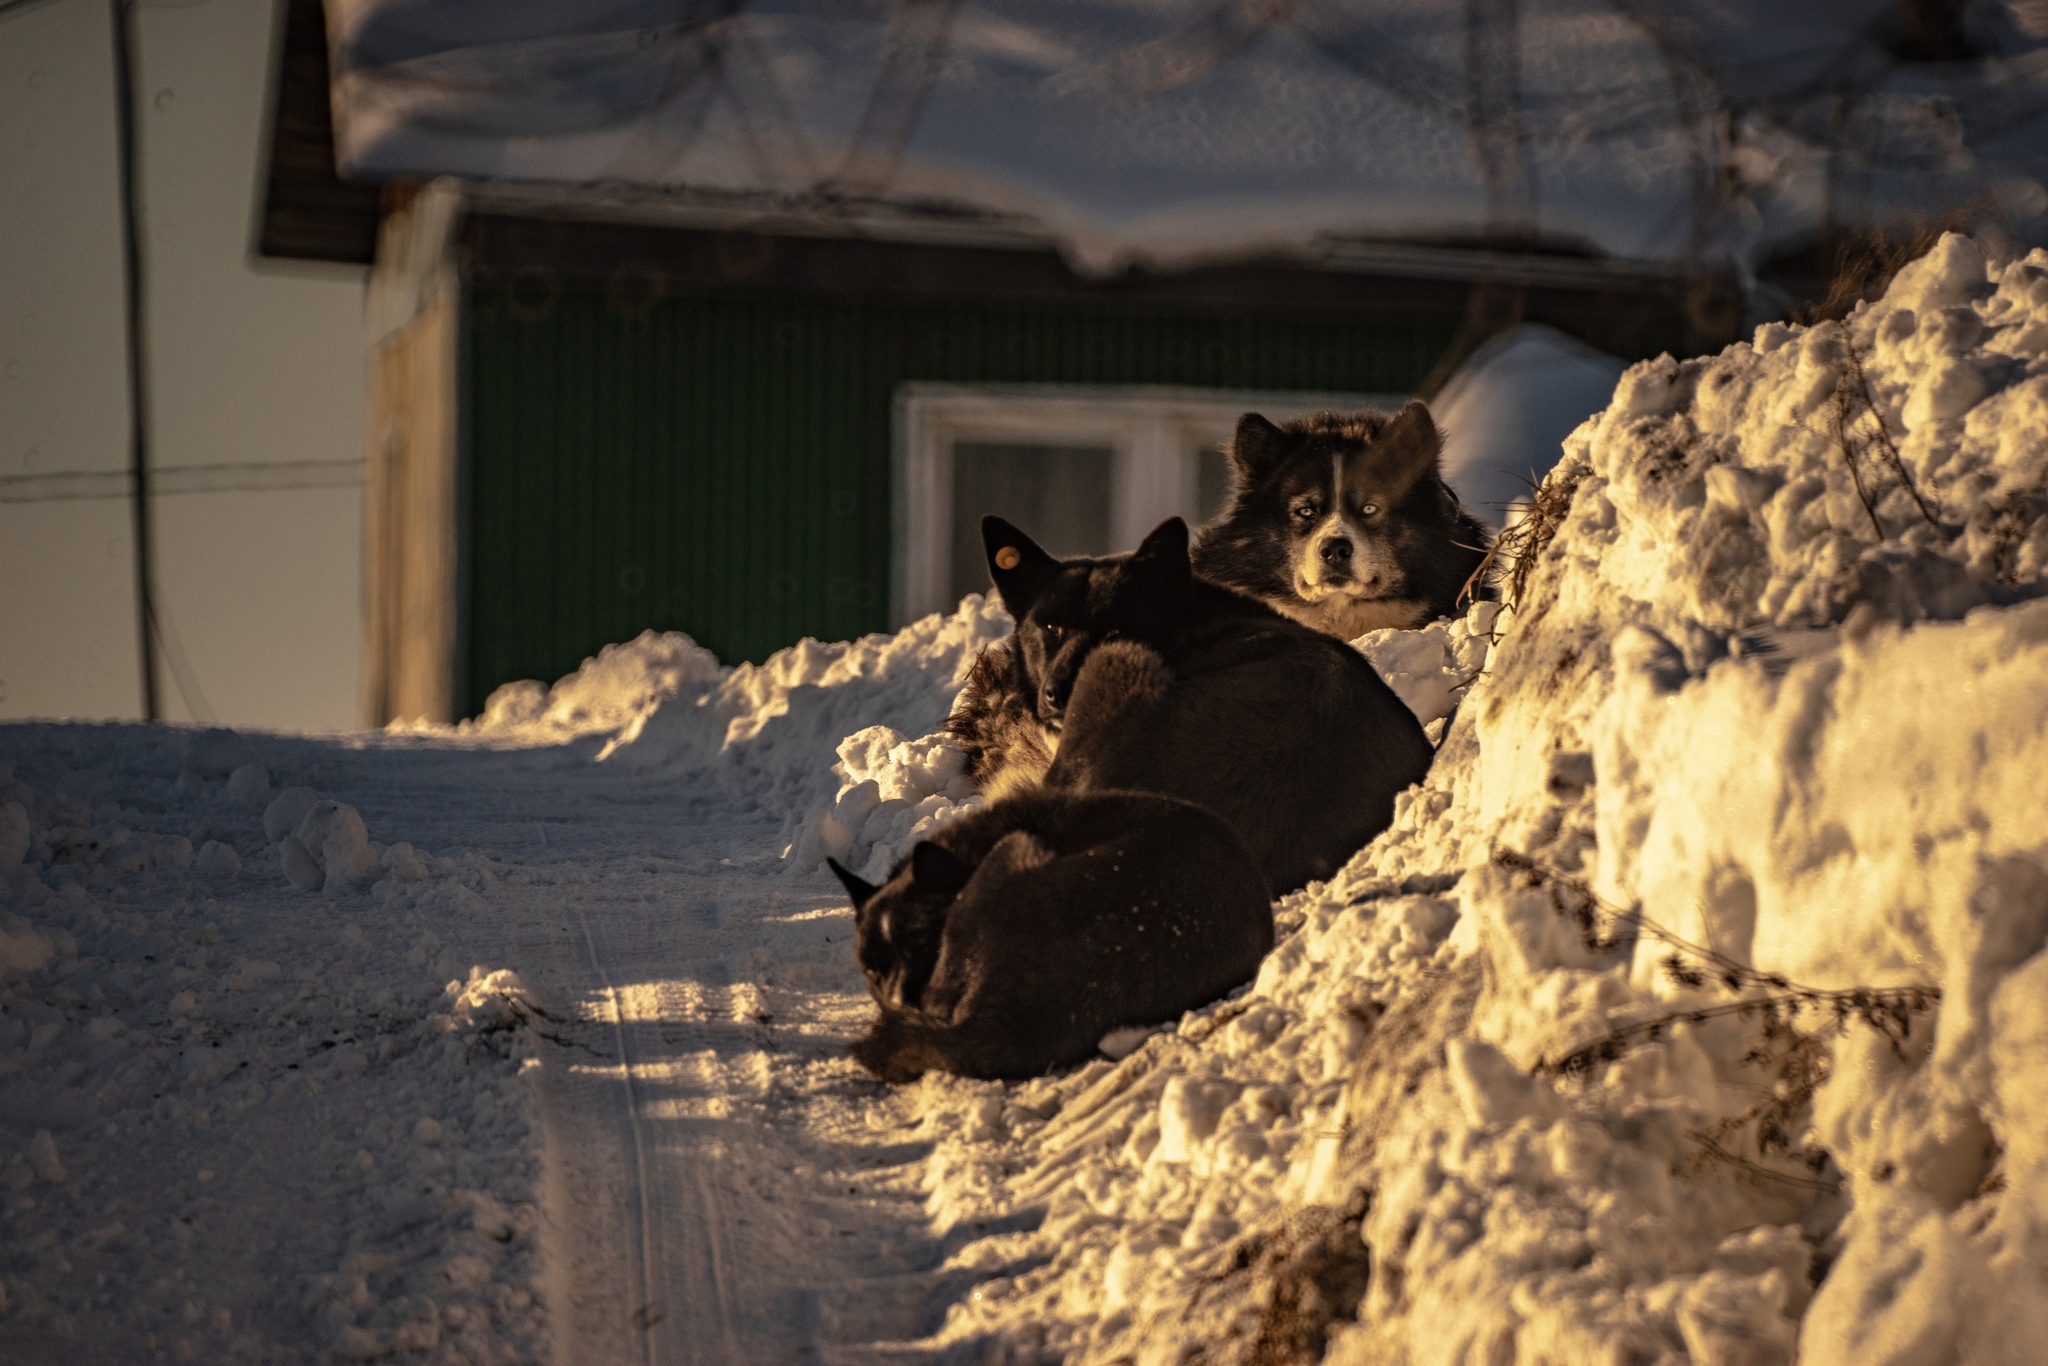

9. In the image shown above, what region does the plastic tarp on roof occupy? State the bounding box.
[327,0,2048,272]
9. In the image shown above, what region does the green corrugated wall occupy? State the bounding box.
[459,286,1455,716]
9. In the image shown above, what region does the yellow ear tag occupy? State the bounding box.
[994,546,1022,570]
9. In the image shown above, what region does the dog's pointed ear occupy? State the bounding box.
[1230,413,1291,486]
[826,857,880,910]
[909,840,973,897]
[1129,517,1193,593]
[1374,400,1444,497]
[982,516,1060,616]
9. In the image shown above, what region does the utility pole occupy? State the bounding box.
[111,0,160,720]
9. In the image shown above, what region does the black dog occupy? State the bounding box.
[951,402,1483,797]
[964,516,1433,894]
[830,788,1272,1082]
[1194,401,1491,638]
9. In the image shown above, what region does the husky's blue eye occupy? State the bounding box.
[1291,503,1318,522]
[1360,503,1380,516]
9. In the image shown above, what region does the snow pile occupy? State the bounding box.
[874,235,2048,1362]
[786,725,982,880]
[607,596,1010,825]
[1353,601,1501,738]
[466,598,1009,835]
[471,628,725,745]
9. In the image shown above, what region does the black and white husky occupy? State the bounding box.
[950,401,1485,799]
[1193,400,1491,638]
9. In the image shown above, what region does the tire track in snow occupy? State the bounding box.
[570,904,670,1366]
[533,854,951,1365]
[275,742,968,1362]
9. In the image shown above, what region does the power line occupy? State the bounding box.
[0,460,364,504]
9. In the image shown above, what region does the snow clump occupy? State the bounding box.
[471,628,724,745]
[786,725,981,879]
[472,596,1012,847]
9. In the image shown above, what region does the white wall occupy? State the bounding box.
[0,0,365,730]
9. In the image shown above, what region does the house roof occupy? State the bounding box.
[300,0,2048,276]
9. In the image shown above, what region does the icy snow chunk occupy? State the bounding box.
[1882,231,1991,315]
[442,966,541,1037]
[224,762,270,804]
[1675,1269,1797,1365]
[195,840,241,879]
[378,841,431,883]
[1446,1038,1558,1128]
[27,1130,64,1184]
[617,594,1009,818]
[183,728,253,780]
[1099,1025,1164,1061]
[787,723,982,874]
[0,913,55,984]
[100,831,192,875]
[1152,1076,1242,1165]
[474,628,725,743]
[284,801,378,894]
[0,801,26,867]
[264,786,323,842]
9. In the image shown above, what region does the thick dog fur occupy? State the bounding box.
[829,788,1272,1082]
[945,647,1056,801]
[970,516,1434,894]
[948,401,1485,795]
[1193,401,1492,638]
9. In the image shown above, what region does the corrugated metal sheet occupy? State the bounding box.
[460,285,1453,715]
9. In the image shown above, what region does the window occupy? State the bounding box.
[893,384,1404,623]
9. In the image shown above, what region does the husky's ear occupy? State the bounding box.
[1230,413,1292,486]
[827,857,880,910]
[982,516,1061,616]
[1373,400,1444,497]
[908,840,974,897]
[1129,517,1193,594]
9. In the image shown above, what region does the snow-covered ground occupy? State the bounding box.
[3,234,2045,1364]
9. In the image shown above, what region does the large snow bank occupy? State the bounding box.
[832,234,2045,1362]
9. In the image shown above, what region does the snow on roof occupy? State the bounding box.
[328,0,2048,273]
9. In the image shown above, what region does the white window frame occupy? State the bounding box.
[892,383,1405,624]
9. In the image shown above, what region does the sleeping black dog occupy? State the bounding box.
[954,515,1434,895]
[830,788,1271,1082]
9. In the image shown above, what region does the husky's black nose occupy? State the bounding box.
[1320,537,1353,565]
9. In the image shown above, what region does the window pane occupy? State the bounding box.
[951,443,1113,605]
[1196,442,1236,524]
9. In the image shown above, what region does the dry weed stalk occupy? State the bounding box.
[1490,850,1939,1173]
[1794,209,1992,327]
[1461,467,1584,611]
[1826,341,1939,538]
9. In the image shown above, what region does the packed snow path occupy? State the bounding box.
[0,723,1008,1364]
[290,733,971,1365]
